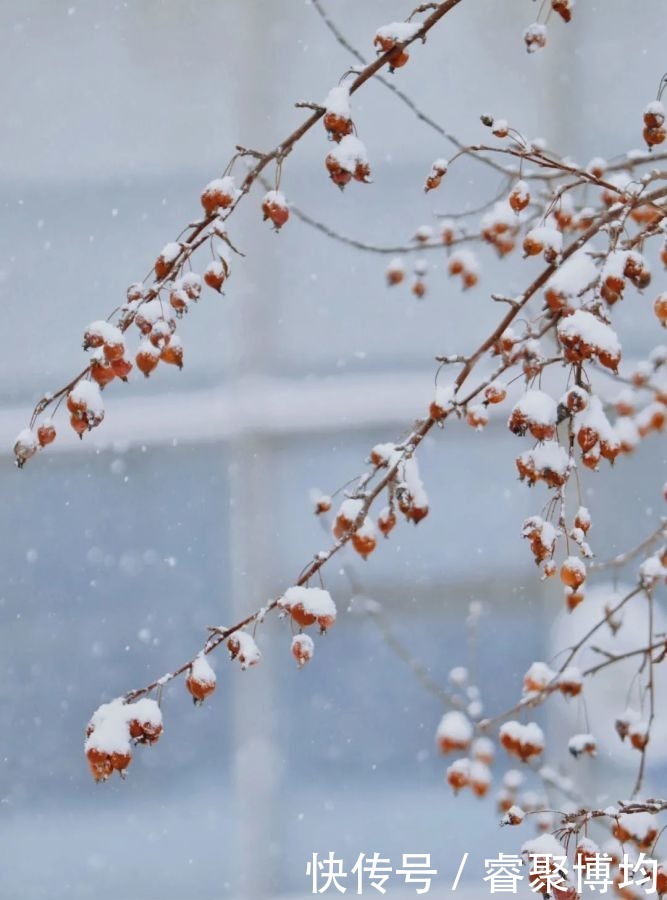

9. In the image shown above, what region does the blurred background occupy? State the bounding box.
[0,1,665,898]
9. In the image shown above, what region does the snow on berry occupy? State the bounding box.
[523,661,556,694]
[502,804,525,826]
[469,760,492,797]
[436,710,473,754]
[262,190,289,230]
[155,241,182,279]
[568,732,597,758]
[448,249,479,289]
[516,440,570,488]
[523,226,562,263]
[636,401,666,438]
[522,516,559,565]
[326,135,370,187]
[323,85,353,141]
[560,555,586,589]
[521,834,568,870]
[557,309,621,370]
[557,666,583,697]
[83,320,124,350]
[466,404,488,430]
[127,698,163,745]
[639,554,666,588]
[85,698,134,782]
[509,180,530,213]
[509,390,558,441]
[227,630,261,669]
[374,21,421,48]
[204,260,227,292]
[544,251,597,311]
[200,176,239,216]
[69,379,104,416]
[291,633,315,668]
[424,158,448,192]
[446,757,471,793]
[430,382,456,420]
[523,23,547,53]
[414,225,434,244]
[311,489,332,515]
[186,653,217,704]
[471,736,494,765]
[386,257,406,286]
[351,516,377,560]
[613,812,658,850]
[136,339,161,378]
[397,455,429,523]
[14,427,39,468]
[499,721,545,761]
[278,586,337,632]
[484,380,507,405]
[333,497,364,538]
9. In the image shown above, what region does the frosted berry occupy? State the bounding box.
[136,342,160,378]
[204,260,227,293]
[291,633,315,668]
[186,655,217,705]
[160,337,184,369]
[200,177,237,216]
[262,190,289,231]
[37,422,56,448]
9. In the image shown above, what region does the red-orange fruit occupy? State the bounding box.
[111,357,133,381]
[186,674,216,703]
[37,423,56,447]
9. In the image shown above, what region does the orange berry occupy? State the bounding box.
[552,0,573,22]
[90,358,116,388]
[386,47,409,70]
[37,422,56,447]
[446,760,470,794]
[654,293,667,326]
[160,338,183,369]
[378,507,397,537]
[509,181,530,213]
[103,341,125,362]
[126,282,143,303]
[560,557,586,589]
[111,357,133,381]
[323,111,353,141]
[154,242,181,280]
[644,126,666,147]
[351,528,377,560]
[200,177,237,216]
[186,656,216,705]
[169,289,189,316]
[566,590,585,612]
[70,414,88,438]
[86,746,113,782]
[291,633,314,668]
[204,260,227,293]
[262,190,289,230]
[523,234,543,257]
[136,343,160,378]
[325,154,353,189]
[289,603,317,629]
[109,750,132,775]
